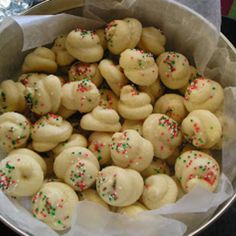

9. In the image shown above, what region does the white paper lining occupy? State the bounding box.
[0,0,235,235]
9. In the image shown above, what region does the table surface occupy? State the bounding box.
[0,15,236,236]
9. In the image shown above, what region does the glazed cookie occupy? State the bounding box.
[181,110,222,149]
[184,77,224,113]
[0,80,26,113]
[32,182,78,231]
[53,134,88,156]
[62,79,100,113]
[121,120,143,135]
[78,189,109,209]
[157,51,191,89]
[54,147,100,191]
[141,158,170,178]
[95,29,107,49]
[9,148,47,175]
[31,114,73,152]
[19,73,47,87]
[175,150,220,192]
[68,62,103,87]
[154,94,187,123]
[139,78,165,104]
[88,132,113,165]
[98,59,128,96]
[65,28,104,63]
[138,26,166,55]
[96,166,144,207]
[0,149,45,197]
[51,35,75,66]
[99,89,118,111]
[111,130,154,172]
[143,114,182,159]
[22,47,57,73]
[0,112,30,153]
[118,85,153,120]
[119,49,158,86]
[142,174,178,210]
[105,18,142,55]
[80,106,121,132]
[117,202,148,217]
[25,75,62,115]
[57,105,76,119]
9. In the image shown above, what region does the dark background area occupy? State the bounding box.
[0,10,236,236]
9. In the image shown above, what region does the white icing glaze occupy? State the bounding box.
[31,114,73,152]
[62,79,100,113]
[32,182,78,230]
[68,62,103,87]
[65,29,104,63]
[96,166,144,207]
[111,129,154,172]
[175,150,220,192]
[54,147,100,191]
[120,49,158,86]
[181,110,222,149]
[143,114,182,159]
[157,51,191,89]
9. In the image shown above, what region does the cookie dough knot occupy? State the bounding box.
[31,114,73,152]
[118,85,153,120]
[0,112,31,153]
[51,35,75,66]
[0,148,46,197]
[111,130,154,172]
[98,59,128,96]
[154,94,187,123]
[175,150,220,192]
[62,79,100,113]
[25,75,62,115]
[157,51,191,89]
[96,166,144,207]
[22,47,57,73]
[0,80,26,113]
[53,147,100,191]
[181,110,222,149]
[65,28,104,63]
[184,78,224,112]
[105,18,142,55]
[143,114,182,159]
[142,174,178,209]
[138,26,166,56]
[120,49,158,86]
[68,62,103,87]
[32,182,78,231]
[80,106,121,132]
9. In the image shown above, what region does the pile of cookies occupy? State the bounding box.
[0,18,223,231]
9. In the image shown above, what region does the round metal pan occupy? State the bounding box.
[0,0,236,235]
